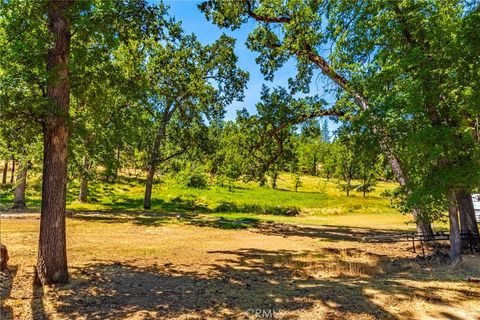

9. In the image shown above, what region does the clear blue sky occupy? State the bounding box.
[154,0,340,134]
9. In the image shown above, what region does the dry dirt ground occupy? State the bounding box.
[0,212,479,320]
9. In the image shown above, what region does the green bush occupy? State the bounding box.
[214,202,300,216]
[176,166,208,189]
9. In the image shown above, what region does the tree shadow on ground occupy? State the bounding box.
[71,210,260,230]
[71,211,184,227]
[31,278,48,320]
[88,196,304,216]
[45,248,480,320]
[186,216,261,230]
[252,223,414,243]
[70,207,414,242]
[79,196,214,214]
[0,266,17,320]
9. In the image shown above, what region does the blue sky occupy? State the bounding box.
[155,0,340,133]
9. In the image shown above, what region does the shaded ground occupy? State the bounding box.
[0,213,479,319]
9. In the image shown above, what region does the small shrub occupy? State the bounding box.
[266,205,301,216]
[215,203,300,216]
[170,196,184,203]
[241,204,264,214]
[348,204,362,212]
[215,202,238,212]
[169,195,197,210]
[176,166,208,189]
[187,173,208,189]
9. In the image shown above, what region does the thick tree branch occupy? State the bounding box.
[252,107,346,152]
[244,4,434,233]
[158,145,189,163]
[243,0,291,23]
[266,41,369,111]
[299,47,368,111]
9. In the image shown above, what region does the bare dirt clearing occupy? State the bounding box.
[1,214,479,319]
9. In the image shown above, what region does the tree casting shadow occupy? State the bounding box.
[0,266,18,320]
[43,248,480,319]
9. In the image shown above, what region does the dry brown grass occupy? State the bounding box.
[0,215,479,320]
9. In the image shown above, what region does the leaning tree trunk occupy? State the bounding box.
[12,161,27,209]
[447,191,461,263]
[2,159,7,184]
[383,147,433,236]
[9,156,15,184]
[144,128,163,210]
[143,111,172,210]
[412,208,434,236]
[78,178,88,203]
[37,0,73,285]
[144,165,156,209]
[78,155,89,203]
[289,44,434,237]
[456,189,479,247]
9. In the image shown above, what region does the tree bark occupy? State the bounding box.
[143,108,173,210]
[78,155,89,203]
[79,177,88,203]
[37,0,73,285]
[383,146,433,236]
[447,191,461,263]
[115,146,120,179]
[456,189,479,247]
[9,156,15,184]
[362,164,366,198]
[412,208,434,236]
[143,126,164,209]
[2,159,7,184]
[12,161,27,209]
[144,164,156,209]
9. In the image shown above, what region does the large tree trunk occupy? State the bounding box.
[9,156,15,184]
[456,189,479,248]
[78,155,89,203]
[2,159,7,184]
[412,207,434,236]
[447,191,461,263]
[12,161,27,209]
[37,0,73,285]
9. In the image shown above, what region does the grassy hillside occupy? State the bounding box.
[0,172,447,231]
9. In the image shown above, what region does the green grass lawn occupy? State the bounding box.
[0,172,448,231]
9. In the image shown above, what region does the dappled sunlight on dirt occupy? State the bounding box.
[0,217,479,319]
